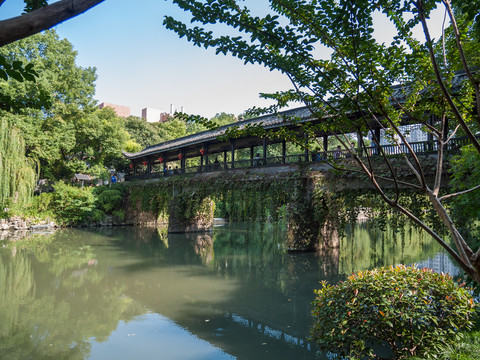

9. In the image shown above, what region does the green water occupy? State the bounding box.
[0,223,459,360]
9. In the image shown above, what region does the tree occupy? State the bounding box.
[0,118,37,210]
[164,0,480,283]
[0,0,104,47]
[155,118,188,142]
[123,116,163,148]
[0,30,97,178]
[0,30,132,180]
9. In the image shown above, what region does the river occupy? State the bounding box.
[0,222,459,360]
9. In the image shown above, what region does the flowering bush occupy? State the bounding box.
[311,265,477,360]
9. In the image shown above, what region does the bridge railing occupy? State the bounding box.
[125,137,468,181]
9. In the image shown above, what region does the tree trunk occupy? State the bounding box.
[0,0,105,47]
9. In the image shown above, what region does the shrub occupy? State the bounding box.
[51,181,95,225]
[93,185,125,213]
[311,265,477,360]
[16,192,56,220]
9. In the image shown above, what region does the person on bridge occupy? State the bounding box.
[254,153,261,166]
[334,146,342,159]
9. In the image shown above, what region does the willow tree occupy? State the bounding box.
[0,118,37,209]
[164,0,480,283]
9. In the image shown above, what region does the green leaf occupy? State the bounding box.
[5,69,23,82]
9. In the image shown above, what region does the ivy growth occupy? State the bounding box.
[125,169,449,243]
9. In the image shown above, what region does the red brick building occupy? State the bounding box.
[98,102,131,118]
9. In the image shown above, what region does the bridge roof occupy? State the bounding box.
[123,70,471,162]
[123,106,313,160]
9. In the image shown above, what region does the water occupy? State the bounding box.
[0,223,459,360]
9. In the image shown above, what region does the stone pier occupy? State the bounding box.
[286,177,340,251]
[167,196,214,233]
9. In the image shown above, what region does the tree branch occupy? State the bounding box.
[0,0,105,47]
[394,200,475,276]
[439,184,480,202]
[433,115,447,196]
[443,0,480,126]
[416,0,480,154]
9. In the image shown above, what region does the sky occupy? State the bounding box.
[0,0,447,119]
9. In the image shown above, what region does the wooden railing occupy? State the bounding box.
[125,137,468,181]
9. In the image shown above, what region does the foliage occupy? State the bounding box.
[23,0,48,13]
[0,117,37,211]
[449,145,480,247]
[0,30,95,179]
[10,182,128,226]
[210,112,238,127]
[410,330,480,360]
[0,30,137,180]
[50,181,95,225]
[0,30,96,115]
[16,192,56,221]
[90,184,126,221]
[123,116,163,148]
[0,55,39,112]
[311,265,477,360]
[128,171,297,226]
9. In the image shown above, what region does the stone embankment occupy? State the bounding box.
[0,217,57,231]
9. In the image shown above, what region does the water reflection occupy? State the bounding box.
[0,223,459,359]
[0,231,145,360]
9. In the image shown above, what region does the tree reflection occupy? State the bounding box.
[0,232,145,360]
[0,222,455,360]
[339,222,447,276]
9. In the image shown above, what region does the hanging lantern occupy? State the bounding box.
[158,157,164,163]
[129,163,134,169]
[178,153,183,160]
[142,160,148,166]
[199,148,205,156]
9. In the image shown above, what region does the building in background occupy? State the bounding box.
[142,104,184,123]
[141,107,172,123]
[98,102,131,118]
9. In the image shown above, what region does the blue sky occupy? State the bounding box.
[1,1,446,119]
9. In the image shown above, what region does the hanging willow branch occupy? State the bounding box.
[0,118,37,209]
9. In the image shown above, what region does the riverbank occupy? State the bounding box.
[0,217,57,231]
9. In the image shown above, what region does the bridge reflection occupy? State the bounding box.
[0,225,459,359]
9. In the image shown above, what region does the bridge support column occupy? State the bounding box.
[286,178,319,251]
[304,133,309,161]
[167,194,214,233]
[286,178,340,251]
